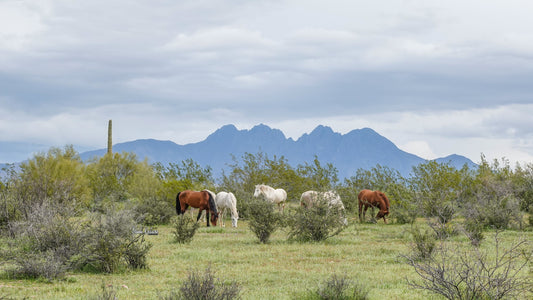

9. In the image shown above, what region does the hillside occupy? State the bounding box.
[80,124,476,179]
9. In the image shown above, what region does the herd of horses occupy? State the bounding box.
[176,185,390,227]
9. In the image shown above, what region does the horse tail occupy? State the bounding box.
[176,192,182,215]
[229,192,239,219]
[206,191,218,215]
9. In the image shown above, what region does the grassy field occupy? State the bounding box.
[1,215,532,300]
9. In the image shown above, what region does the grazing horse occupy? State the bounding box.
[253,184,287,212]
[215,191,239,227]
[176,190,218,227]
[358,189,390,224]
[300,190,347,225]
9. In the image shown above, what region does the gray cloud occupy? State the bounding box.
[1,0,533,164]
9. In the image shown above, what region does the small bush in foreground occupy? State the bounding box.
[81,209,152,273]
[402,232,532,300]
[287,201,346,242]
[247,198,283,244]
[171,215,200,244]
[161,266,240,300]
[408,226,436,261]
[297,273,368,300]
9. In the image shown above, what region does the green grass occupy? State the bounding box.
[1,216,531,299]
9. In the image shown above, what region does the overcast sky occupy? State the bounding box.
[1,0,533,164]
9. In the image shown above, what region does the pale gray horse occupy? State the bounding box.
[300,190,347,225]
[215,191,239,227]
[253,184,287,212]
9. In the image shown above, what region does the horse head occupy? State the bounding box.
[376,192,390,222]
[253,184,263,197]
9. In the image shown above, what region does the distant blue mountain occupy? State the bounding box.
[80,124,476,179]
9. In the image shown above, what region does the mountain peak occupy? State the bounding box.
[249,123,286,139]
[310,125,335,135]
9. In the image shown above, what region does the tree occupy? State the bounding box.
[11,145,90,218]
[220,152,299,218]
[86,152,141,209]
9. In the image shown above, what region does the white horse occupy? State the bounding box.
[215,191,239,227]
[300,190,347,225]
[253,184,287,212]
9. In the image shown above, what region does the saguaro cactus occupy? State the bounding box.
[107,119,112,155]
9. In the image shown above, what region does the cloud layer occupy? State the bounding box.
[1,0,533,164]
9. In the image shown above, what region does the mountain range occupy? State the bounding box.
[78,124,476,179]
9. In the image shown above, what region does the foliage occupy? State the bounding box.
[161,266,240,300]
[154,158,215,203]
[409,161,467,224]
[298,273,368,300]
[247,198,283,243]
[403,232,533,300]
[80,209,152,273]
[464,156,525,229]
[462,220,484,247]
[4,200,84,280]
[171,215,200,244]
[86,152,142,209]
[408,225,437,261]
[296,156,339,193]
[340,165,415,222]
[132,196,174,226]
[287,200,346,242]
[220,152,300,219]
[9,146,90,218]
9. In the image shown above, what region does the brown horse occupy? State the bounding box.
[358,189,390,224]
[176,190,218,227]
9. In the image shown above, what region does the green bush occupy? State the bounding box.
[287,201,346,242]
[247,198,283,244]
[171,215,200,244]
[4,201,84,280]
[462,220,484,247]
[81,209,152,273]
[297,273,368,300]
[133,196,174,226]
[409,226,436,261]
[161,266,240,300]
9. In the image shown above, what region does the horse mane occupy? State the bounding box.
[377,191,390,210]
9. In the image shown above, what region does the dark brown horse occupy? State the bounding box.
[176,190,218,227]
[358,189,390,224]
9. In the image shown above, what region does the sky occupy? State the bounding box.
[1,0,533,165]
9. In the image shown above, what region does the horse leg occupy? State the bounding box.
[196,209,203,223]
[363,205,369,223]
[219,208,225,227]
[206,210,210,227]
[358,201,363,223]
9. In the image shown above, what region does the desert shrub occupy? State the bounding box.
[297,273,368,300]
[247,198,283,244]
[392,200,418,224]
[462,220,484,247]
[7,250,69,281]
[287,201,346,242]
[408,226,437,261]
[161,266,240,300]
[171,215,200,244]
[402,232,533,300]
[4,201,84,280]
[133,196,174,226]
[80,209,152,273]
